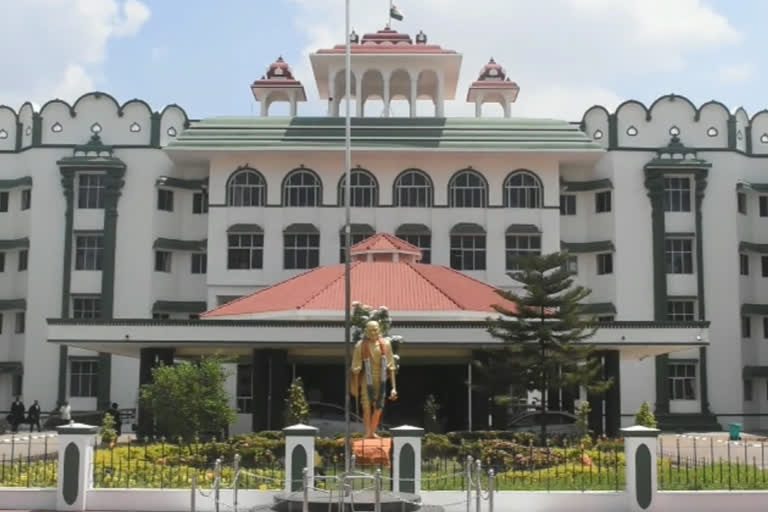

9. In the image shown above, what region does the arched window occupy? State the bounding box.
[393,169,433,207]
[283,168,322,207]
[395,224,431,263]
[227,168,266,207]
[338,168,378,207]
[448,170,487,208]
[503,170,542,208]
[450,223,486,270]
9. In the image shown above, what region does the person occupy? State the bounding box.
[10,396,25,433]
[28,400,42,432]
[59,401,71,423]
[108,402,122,436]
[350,320,397,438]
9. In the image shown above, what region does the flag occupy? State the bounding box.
[390,4,404,21]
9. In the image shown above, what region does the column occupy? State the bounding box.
[391,426,424,495]
[251,349,289,431]
[474,98,482,118]
[137,347,175,439]
[409,75,417,118]
[354,73,362,117]
[699,346,710,414]
[467,362,473,431]
[260,100,268,117]
[58,169,76,405]
[327,72,335,116]
[284,424,318,492]
[56,422,98,511]
[604,351,621,437]
[382,75,391,118]
[289,94,297,117]
[587,352,605,437]
[622,425,660,511]
[269,350,288,430]
[435,73,445,117]
[503,101,511,118]
[251,349,268,432]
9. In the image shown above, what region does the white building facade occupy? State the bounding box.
[1,28,765,431]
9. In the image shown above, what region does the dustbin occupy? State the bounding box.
[729,423,742,441]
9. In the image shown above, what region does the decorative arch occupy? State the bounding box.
[226,167,266,206]
[503,170,543,208]
[282,167,323,207]
[338,167,379,207]
[393,168,433,207]
[361,69,385,116]
[71,91,123,116]
[648,94,697,121]
[696,100,731,121]
[447,168,488,208]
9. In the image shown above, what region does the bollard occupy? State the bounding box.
[475,459,481,512]
[191,473,197,512]
[622,425,661,512]
[214,458,222,512]
[56,422,99,511]
[375,469,382,512]
[465,456,473,512]
[233,453,241,512]
[302,467,309,512]
[488,469,495,512]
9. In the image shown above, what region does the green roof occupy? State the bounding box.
[166,117,604,152]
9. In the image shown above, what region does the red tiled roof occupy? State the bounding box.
[202,261,517,318]
[350,233,421,256]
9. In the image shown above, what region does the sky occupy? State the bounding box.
[1,0,767,121]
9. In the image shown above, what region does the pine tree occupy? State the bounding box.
[284,378,311,426]
[483,252,611,441]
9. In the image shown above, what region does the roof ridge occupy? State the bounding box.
[407,263,463,310]
[202,266,325,317]
[424,264,507,309]
[296,263,354,310]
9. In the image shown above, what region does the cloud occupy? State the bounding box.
[289,0,742,119]
[718,63,753,84]
[0,0,151,108]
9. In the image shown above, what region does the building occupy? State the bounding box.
[1,26,765,433]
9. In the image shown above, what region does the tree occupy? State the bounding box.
[483,252,611,441]
[100,412,118,446]
[140,357,235,441]
[284,378,310,425]
[634,401,657,428]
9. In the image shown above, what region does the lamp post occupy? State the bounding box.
[343,0,353,473]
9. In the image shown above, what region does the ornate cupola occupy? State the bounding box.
[350,233,422,263]
[466,58,520,118]
[250,56,307,117]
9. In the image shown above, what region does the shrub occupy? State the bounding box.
[284,378,310,426]
[100,412,118,445]
[634,401,657,428]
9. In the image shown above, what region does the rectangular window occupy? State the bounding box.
[72,297,102,319]
[15,312,25,334]
[77,174,104,209]
[764,317,768,339]
[664,177,691,212]
[228,234,264,269]
[0,252,4,272]
[668,363,696,400]
[12,375,22,397]
[760,196,768,217]
[740,254,750,276]
[762,256,768,277]
[664,238,693,274]
[193,192,208,214]
[560,194,576,215]
[567,255,578,275]
[157,189,174,212]
[284,233,320,270]
[0,191,8,212]
[744,379,753,401]
[75,234,103,270]
[70,359,98,397]
[596,253,613,275]
[18,249,27,271]
[236,364,253,413]
[450,234,486,271]
[595,191,612,213]
[667,301,695,321]
[742,316,752,338]
[505,234,541,271]
[737,192,747,215]
[152,313,170,320]
[154,251,172,272]
[397,234,431,264]
[191,253,207,274]
[21,189,31,210]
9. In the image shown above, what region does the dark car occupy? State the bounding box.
[507,411,579,436]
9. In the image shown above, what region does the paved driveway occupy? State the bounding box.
[658,432,768,469]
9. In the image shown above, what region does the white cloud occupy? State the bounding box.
[718,63,753,84]
[0,0,151,108]
[289,0,742,119]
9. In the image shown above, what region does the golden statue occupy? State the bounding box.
[350,320,398,438]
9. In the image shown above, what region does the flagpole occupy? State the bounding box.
[343,0,353,474]
[388,0,393,28]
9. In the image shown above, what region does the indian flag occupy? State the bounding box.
[390,4,404,21]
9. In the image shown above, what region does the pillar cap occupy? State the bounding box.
[621,425,661,438]
[283,423,319,436]
[390,425,425,437]
[56,422,99,435]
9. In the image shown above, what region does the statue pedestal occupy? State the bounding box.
[352,438,392,467]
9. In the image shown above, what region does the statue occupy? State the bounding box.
[350,320,398,438]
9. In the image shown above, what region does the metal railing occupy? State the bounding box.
[0,433,58,487]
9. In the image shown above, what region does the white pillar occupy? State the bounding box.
[290,93,297,117]
[391,425,424,495]
[260,100,268,117]
[328,72,335,116]
[409,75,417,118]
[467,362,473,431]
[284,424,318,493]
[354,72,362,117]
[503,101,511,118]
[56,422,98,511]
[622,425,660,512]
[474,98,482,118]
[383,76,391,118]
[436,73,445,117]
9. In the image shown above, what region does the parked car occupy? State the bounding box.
[507,411,579,437]
[307,402,366,437]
